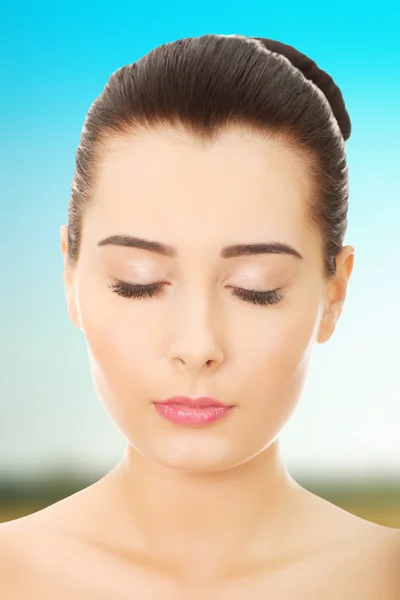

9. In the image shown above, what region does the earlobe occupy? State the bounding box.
[65,285,82,331]
[317,306,336,344]
[60,225,82,330]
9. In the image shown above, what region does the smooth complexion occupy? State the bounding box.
[2,126,399,598]
[63,125,355,567]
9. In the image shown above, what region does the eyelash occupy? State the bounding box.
[108,280,285,306]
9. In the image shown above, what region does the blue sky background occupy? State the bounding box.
[1,0,399,480]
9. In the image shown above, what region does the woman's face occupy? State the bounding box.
[61,126,351,473]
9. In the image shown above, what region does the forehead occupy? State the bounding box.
[88,127,315,248]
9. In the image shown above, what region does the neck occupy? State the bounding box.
[103,439,305,581]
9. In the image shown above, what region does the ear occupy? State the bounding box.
[317,245,355,344]
[60,225,82,330]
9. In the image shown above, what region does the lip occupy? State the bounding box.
[156,396,232,408]
[153,396,236,426]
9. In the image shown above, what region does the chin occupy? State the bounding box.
[141,433,247,474]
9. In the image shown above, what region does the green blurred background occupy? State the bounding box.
[1,470,398,528]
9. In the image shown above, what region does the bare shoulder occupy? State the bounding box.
[326,516,400,598]
[367,526,400,576]
[0,485,99,588]
[359,525,400,598]
[295,487,400,597]
[0,499,97,599]
[0,517,35,595]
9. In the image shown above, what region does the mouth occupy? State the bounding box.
[153,396,236,426]
[155,395,234,409]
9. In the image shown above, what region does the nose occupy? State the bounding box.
[165,292,224,373]
[169,349,223,373]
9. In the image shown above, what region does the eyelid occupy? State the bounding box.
[109,278,286,306]
[111,278,282,292]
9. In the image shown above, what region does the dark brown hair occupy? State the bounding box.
[68,34,351,279]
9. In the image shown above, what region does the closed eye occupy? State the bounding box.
[108,280,285,306]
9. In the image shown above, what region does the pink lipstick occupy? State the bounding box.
[153,396,235,426]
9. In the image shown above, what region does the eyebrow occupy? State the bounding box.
[97,234,303,260]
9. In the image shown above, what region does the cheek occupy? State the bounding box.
[83,309,150,387]
[265,313,315,379]
[80,295,157,441]
[76,276,153,399]
[227,302,320,452]
[241,300,317,368]
[233,297,321,410]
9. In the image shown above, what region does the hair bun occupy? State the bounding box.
[252,37,351,141]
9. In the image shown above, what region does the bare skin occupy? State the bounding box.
[1,466,399,598]
[1,125,399,598]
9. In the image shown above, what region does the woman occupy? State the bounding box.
[1,34,399,598]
